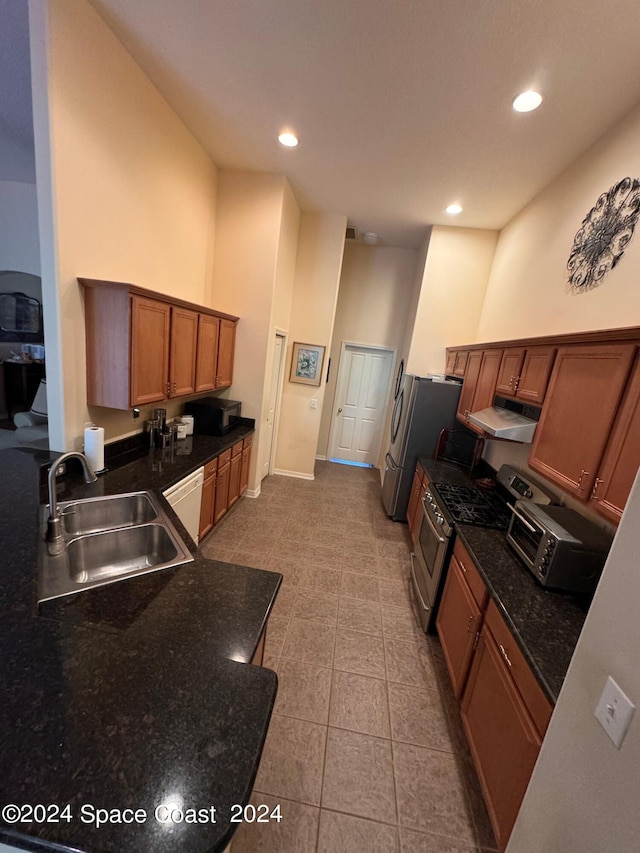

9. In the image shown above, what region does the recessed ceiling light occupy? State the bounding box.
[362,231,379,245]
[512,90,542,113]
[446,203,463,216]
[278,131,299,148]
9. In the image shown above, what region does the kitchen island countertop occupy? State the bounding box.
[0,435,281,853]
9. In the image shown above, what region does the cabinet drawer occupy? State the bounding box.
[485,599,552,736]
[218,448,232,468]
[243,435,253,449]
[204,457,218,479]
[453,538,488,610]
[231,440,243,459]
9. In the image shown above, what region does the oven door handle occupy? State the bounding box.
[410,552,430,614]
[421,498,446,544]
[507,502,541,535]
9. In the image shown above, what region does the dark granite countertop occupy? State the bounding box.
[0,429,281,853]
[419,456,588,703]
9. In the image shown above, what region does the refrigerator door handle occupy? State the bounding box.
[385,453,398,471]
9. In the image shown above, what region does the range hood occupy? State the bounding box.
[467,398,540,443]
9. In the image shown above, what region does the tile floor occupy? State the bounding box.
[200,461,497,853]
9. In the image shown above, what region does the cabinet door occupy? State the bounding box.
[461,625,544,851]
[529,344,636,499]
[516,346,556,404]
[456,350,483,427]
[453,351,468,377]
[471,349,503,413]
[214,460,231,525]
[228,442,243,509]
[436,556,484,698]
[216,318,236,388]
[130,297,171,406]
[169,307,198,398]
[195,314,220,393]
[495,348,525,397]
[240,443,252,495]
[592,353,640,523]
[445,350,457,375]
[198,472,216,540]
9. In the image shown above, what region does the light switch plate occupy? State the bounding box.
[595,675,635,749]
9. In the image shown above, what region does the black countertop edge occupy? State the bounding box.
[418,455,588,703]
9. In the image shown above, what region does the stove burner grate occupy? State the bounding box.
[432,483,510,530]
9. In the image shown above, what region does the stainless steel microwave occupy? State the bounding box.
[506,501,612,594]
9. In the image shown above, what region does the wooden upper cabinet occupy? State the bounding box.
[445,350,457,375]
[457,350,502,433]
[217,318,236,388]
[591,353,640,523]
[446,349,468,377]
[195,314,220,393]
[130,296,171,406]
[516,346,556,404]
[495,348,525,397]
[529,343,636,500]
[80,279,238,409]
[169,307,198,398]
[457,350,483,427]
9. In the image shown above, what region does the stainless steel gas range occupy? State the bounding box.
[410,464,554,632]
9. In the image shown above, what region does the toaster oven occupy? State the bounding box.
[506,501,612,594]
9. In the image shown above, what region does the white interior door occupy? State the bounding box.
[261,333,285,478]
[328,344,395,466]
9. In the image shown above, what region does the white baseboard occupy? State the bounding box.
[273,468,315,481]
[315,454,327,461]
[244,486,261,498]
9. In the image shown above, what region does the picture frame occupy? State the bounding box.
[289,341,326,386]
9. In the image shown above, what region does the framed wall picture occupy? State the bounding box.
[289,342,326,386]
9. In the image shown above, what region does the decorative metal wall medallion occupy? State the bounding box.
[567,177,640,293]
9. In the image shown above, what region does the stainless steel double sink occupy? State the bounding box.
[38,491,194,602]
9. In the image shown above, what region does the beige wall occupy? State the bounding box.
[478,102,640,342]
[211,170,290,492]
[275,212,346,478]
[36,0,218,449]
[406,226,498,376]
[507,469,640,853]
[317,242,418,463]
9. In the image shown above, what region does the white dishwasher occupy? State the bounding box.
[162,466,204,545]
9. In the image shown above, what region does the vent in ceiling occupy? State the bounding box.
[345,226,358,240]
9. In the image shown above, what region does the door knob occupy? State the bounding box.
[337,407,343,414]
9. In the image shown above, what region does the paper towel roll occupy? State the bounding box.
[84,425,105,473]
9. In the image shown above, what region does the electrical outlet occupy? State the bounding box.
[310,398,318,409]
[595,675,635,749]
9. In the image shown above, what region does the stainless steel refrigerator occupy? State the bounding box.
[381,374,462,521]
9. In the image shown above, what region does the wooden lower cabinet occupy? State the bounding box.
[198,435,255,541]
[213,450,232,526]
[436,542,487,698]
[460,600,552,851]
[240,436,253,495]
[227,441,244,509]
[407,462,425,542]
[436,555,482,698]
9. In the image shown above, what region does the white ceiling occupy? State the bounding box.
[13,1,640,248]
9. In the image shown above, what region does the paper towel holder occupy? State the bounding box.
[83,422,108,475]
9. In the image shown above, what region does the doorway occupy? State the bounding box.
[328,343,395,467]
[261,331,286,479]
